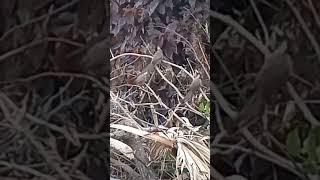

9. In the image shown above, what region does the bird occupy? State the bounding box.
[182,74,202,103]
[234,44,293,131]
[133,71,149,85]
[151,46,164,66]
[255,52,293,101]
[133,47,163,84]
[79,38,109,76]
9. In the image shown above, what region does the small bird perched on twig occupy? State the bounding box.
[234,42,293,131]
[182,74,202,103]
[134,47,164,84]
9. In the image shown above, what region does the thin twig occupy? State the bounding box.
[240,128,306,180]
[0,39,45,63]
[0,0,80,41]
[110,53,152,62]
[0,94,72,180]
[212,48,245,100]
[209,10,270,56]
[155,67,183,98]
[0,72,108,91]
[249,0,269,46]
[0,37,84,63]
[287,82,320,126]
[285,0,320,62]
[0,161,56,180]
[307,0,320,31]
[210,82,238,120]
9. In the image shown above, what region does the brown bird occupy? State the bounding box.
[141,47,163,73]
[182,74,202,103]
[133,71,149,85]
[134,47,163,84]
[235,45,293,130]
[151,47,164,66]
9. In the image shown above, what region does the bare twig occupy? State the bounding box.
[0,39,45,63]
[0,94,72,180]
[285,0,320,62]
[0,0,80,41]
[240,128,306,180]
[210,166,227,180]
[210,82,238,120]
[0,37,84,64]
[209,10,270,55]
[212,48,245,100]
[249,0,270,45]
[110,53,152,62]
[0,72,108,91]
[155,67,184,98]
[287,82,320,126]
[0,161,56,180]
[307,0,320,29]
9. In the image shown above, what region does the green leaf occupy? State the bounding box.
[198,102,205,112]
[286,128,301,156]
[303,128,318,161]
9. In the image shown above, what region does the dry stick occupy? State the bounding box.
[285,0,320,62]
[47,90,87,119]
[0,72,108,91]
[213,143,306,180]
[240,128,306,180]
[266,133,311,180]
[197,40,210,79]
[110,53,153,62]
[0,39,45,63]
[212,48,245,100]
[110,92,146,128]
[144,84,203,136]
[214,101,226,133]
[162,60,209,101]
[249,0,269,46]
[109,52,201,86]
[153,25,209,77]
[111,90,168,124]
[210,82,238,120]
[111,158,141,178]
[286,82,320,126]
[0,92,93,143]
[155,67,183,98]
[0,161,56,180]
[43,77,74,114]
[47,37,85,47]
[213,26,232,48]
[210,166,228,180]
[0,96,72,180]
[155,67,208,120]
[183,7,209,40]
[209,10,270,56]
[70,143,88,174]
[258,0,281,11]
[307,0,320,29]
[130,73,156,120]
[110,52,154,118]
[114,91,161,107]
[0,37,84,63]
[0,0,80,41]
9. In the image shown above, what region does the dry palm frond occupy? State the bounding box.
[110,124,210,179]
[110,138,134,160]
